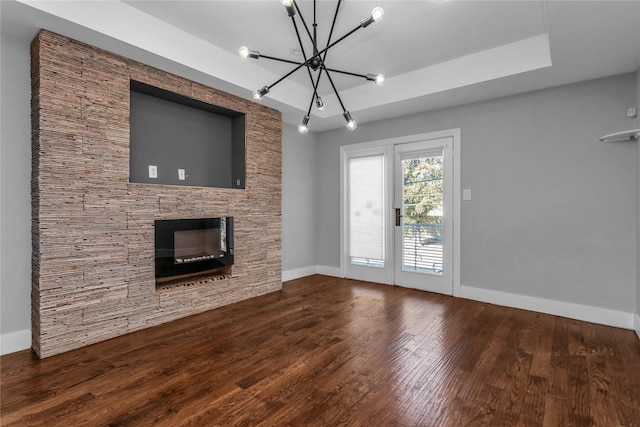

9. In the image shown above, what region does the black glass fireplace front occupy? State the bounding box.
[155,217,234,281]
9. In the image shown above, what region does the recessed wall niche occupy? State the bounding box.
[129,81,246,189]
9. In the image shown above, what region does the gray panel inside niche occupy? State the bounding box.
[129,81,245,189]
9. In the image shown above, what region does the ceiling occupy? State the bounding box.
[2,1,640,132]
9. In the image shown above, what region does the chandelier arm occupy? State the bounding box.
[317,24,363,62]
[290,14,371,73]
[291,14,319,91]
[293,1,315,48]
[302,77,319,132]
[322,0,343,63]
[265,64,307,91]
[306,90,317,117]
[322,67,347,113]
[324,68,367,79]
[258,54,304,66]
[313,67,323,94]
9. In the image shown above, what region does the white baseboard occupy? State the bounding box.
[460,285,635,330]
[282,265,343,282]
[0,329,31,356]
[283,267,637,331]
[282,266,318,282]
[315,265,342,278]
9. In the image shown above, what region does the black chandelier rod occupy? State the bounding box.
[265,60,307,91]
[306,86,318,117]
[309,0,342,113]
[263,16,371,91]
[256,55,369,80]
[325,68,367,79]
[293,1,316,54]
[322,65,347,112]
[324,0,342,62]
[290,10,319,93]
[258,54,301,66]
[313,0,318,54]
[315,0,343,85]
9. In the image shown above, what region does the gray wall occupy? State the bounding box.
[637,67,640,322]
[0,30,32,337]
[282,124,317,272]
[317,74,638,312]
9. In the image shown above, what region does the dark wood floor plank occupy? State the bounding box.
[542,394,569,427]
[609,327,640,426]
[2,275,639,426]
[566,320,593,427]
[581,322,621,426]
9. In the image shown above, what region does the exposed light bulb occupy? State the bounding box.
[281,0,295,15]
[371,7,384,22]
[315,96,325,111]
[366,73,385,85]
[361,6,384,27]
[252,86,269,101]
[239,46,259,59]
[343,111,357,131]
[298,115,310,134]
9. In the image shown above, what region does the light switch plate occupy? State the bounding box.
[463,189,471,201]
[178,169,185,180]
[148,165,158,179]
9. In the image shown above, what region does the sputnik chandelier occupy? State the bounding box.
[239,0,385,134]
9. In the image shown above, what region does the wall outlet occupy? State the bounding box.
[148,165,158,179]
[178,169,185,180]
[627,107,637,118]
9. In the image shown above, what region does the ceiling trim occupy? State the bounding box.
[315,33,552,118]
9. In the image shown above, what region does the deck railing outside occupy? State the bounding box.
[403,223,443,274]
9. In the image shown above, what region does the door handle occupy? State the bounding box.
[395,208,402,226]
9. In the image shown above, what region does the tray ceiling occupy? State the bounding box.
[3,0,639,131]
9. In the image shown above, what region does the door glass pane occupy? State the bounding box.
[349,155,385,267]
[402,150,443,275]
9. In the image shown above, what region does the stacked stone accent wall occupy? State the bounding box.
[31,30,282,358]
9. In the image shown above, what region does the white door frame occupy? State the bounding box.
[340,128,461,296]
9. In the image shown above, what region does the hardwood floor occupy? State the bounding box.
[2,275,639,426]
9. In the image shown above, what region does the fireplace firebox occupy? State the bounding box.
[155,217,234,283]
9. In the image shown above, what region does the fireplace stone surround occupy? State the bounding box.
[31,30,282,358]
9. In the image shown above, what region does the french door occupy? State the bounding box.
[344,146,394,284]
[393,139,453,294]
[343,134,455,295]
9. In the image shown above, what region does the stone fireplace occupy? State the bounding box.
[31,30,282,358]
